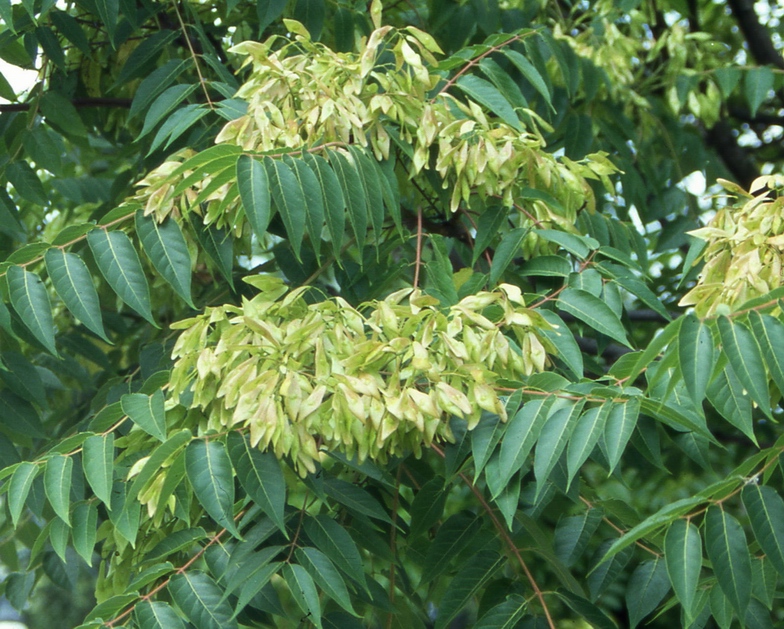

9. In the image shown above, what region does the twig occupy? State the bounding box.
[171,0,213,109]
[413,207,423,288]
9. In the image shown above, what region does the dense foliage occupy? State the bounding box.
[1,0,784,627]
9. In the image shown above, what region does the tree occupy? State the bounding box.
[0,0,783,627]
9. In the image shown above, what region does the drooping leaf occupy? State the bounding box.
[265,157,306,259]
[556,589,617,629]
[421,513,483,583]
[558,288,631,347]
[474,594,527,629]
[121,390,167,442]
[72,502,98,565]
[302,515,368,590]
[717,316,770,418]
[82,433,114,508]
[603,397,640,474]
[185,440,240,538]
[742,484,784,580]
[135,212,194,307]
[134,601,186,629]
[284,156,324,260]
[128,429,192,503]
[296,547,357,615]
[494,397,552,495]
[664,519,702,619]
[87,229,155,325]
[44,454,73,525]
[705,505,752,618]
[7,266,58,355]
[303,152,345,258]
[627,558,671,629]
[455,74,522,131]
[678,313,714,405]
[744,67,773,118]
[534,400,584,498]
[588,540,633,601]
[284,563,322,629]
[489,227,527,285]
[503,48,554,111]
[748,312,784,397]
[328,149,367,252]
[408,477,447,538]
[227,432,286,535]
[0,391,45,438]
[554,508,603,567]
[8,462,40,528]
[44,249,109,342]
[140,84,199,138]
[322,477,391,523]
[169,571,237,629]
[566,403,610,489]
[434,550,505,629]
[236,155,271,242]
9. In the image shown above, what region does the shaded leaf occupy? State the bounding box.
[717,316,769,419]
[284,563,322,629]
[742,484,784,581]
[136,212,194,307]
[603,397,640,474]
[185,440,240,538]
[88,229,154,325]
[8,462,39,528]
[705,505,752,618]
[435,550,504,629]
[296,547,357,615]
[265,157,306,259]
[627,558,670,629]
[82,433,114,508]
[678,314,714,405]
[169,571,237,629]
[8,266,57,355]
[72,502,98,566]
[134,600,186,629]
[44,454,73,525]
[236,155,271,242]
[302,515,367,590]
[121,390,167,442]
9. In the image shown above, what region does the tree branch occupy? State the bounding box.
[0,97,132,113]
[726,0,784,69]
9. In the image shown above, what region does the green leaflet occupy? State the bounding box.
[744,67,773,118]
[8,462,39,528]
[706,366,756,443]
[44,453,73,525]
[134,601,186,629]
[322,477,391,523]
[503,48,554,111]
[296,547,357,616]
[82,433,114,509]
[236,154,271,242]
[603,397,640,474]
[566,403,610,490]
[84,594,140,624]
[554,508,603,567]
[471,413,505,481]
[44,249,109,342]
[227,432,286,535]
[558,287,631,347]
[87,229,155,325]
[193,220,234,288]
[265,157,306,259]
[742,484,784,581]
[139,84,199,138]
[489,227,527,285]
[169,571,237,629]
[626,558,671,629]
[421,513,483,583]
[185,439,240,538]
[284,563,322,629]
[473,205,508,266]
[474,594,527,629]
[121,390,167,442]
[717,316,770,418]
[434,550,504,629]
[455,74,522,131]
[748,312,784,397]
[0,390,45,438]
[534,399,584,499]
[408,477,447,538]
[284,156,324,260]
[135,212,194,307]
[303,152,345,258]
[588,541,633,601]
[145,528,207,564]
[302,515,368,590]
[328,149,367,252]
[678,314,714,406]
[535,229,597,260]
[128,429,191,503]
[347,146,384,242]
[556,590,617,629]
[705,505,752,618]
[7,265,57,355]
[664,519,702,620]
[129,59,189,120]
[494,397,552,496]
[72,502,98,565]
